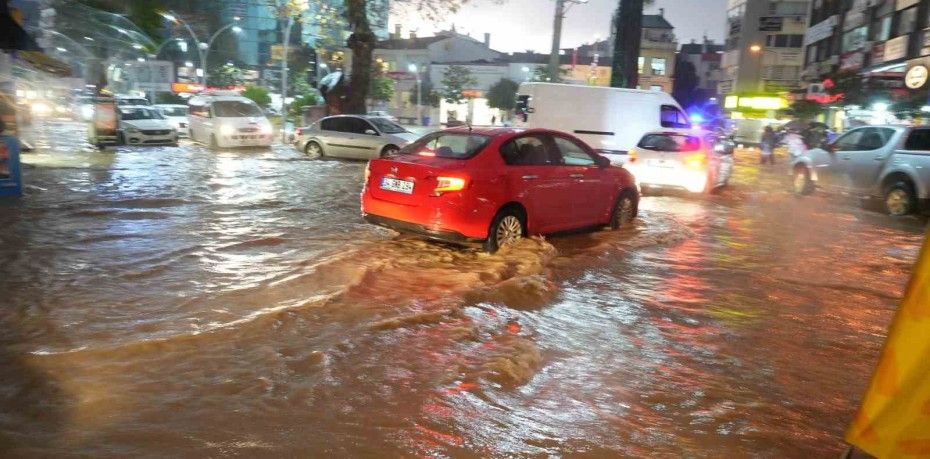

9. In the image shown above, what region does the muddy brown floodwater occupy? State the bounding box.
[0,120,926,457]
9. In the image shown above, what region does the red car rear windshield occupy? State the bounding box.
[398,133,491,159]
[637,133,701,152]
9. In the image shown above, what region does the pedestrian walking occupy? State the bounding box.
[491,115,496,126]
[760,126,776,165]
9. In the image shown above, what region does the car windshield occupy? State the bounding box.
[160,107,188,117]
[368,117,406,134]
[119,107,164,120]
[213,101,263,117]
[398,133,490,159]
[638,133,701,152]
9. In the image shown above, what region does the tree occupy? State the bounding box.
[369,73,395,105]
[127,0,165,43]
[342,0,480,114]
[439,65,478,105]
[672,59,700,109]
[409,80,441,108]
[487,78,519,112]
[242,86,272,108]
[208,63,244,87]
[531,66,565,82]
[611,0,653,88]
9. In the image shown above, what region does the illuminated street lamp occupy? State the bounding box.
[160,11,241,85]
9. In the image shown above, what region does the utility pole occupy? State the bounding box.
[548,0,566,81]
[548,0,588,82]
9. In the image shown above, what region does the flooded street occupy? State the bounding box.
[1,120,926,457]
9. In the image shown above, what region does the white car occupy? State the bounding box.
[625,129,734,194]
[116,105,178,146]
[155,104,190,137]
[187,92,273,148]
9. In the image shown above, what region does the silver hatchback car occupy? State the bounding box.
[791,125,930,216]
[294,115,420,159]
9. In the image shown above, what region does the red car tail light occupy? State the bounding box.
[433,176,467,195]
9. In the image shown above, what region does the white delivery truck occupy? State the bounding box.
[514,83,691,164]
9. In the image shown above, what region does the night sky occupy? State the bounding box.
[391,0,728,53]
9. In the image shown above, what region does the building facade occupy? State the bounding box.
[804,0,929,86]
[719,0,810,95]
[637,13,678,93]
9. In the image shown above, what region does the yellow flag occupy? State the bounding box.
[847,231,930,458]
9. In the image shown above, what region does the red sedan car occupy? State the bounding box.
[361,127,639,252]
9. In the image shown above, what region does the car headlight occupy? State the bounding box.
[125,127,139,133]
[259,124,272,135]
[220,125,235,136]
[31,102,50,115]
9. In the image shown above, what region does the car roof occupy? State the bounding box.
[119,105,155,109]
[155,104,187,108]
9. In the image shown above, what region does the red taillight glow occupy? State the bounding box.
[434,176,467,194]
[684,153,706,170]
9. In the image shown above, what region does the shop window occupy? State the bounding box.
[872,15,892,41]
[637,56,644,74]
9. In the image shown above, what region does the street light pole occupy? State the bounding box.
[202,21,243,87]
[409,64,421,125]
[162,11,240,85]
[281,15,294,143]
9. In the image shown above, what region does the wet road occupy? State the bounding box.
[0,120,926,457]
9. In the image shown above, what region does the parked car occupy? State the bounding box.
[295,115,419,159]
[791,125,930,216]
[361,127,640,252]
[514,82,690,164]
[625,129,734,194]
[116,95,152,106]
[115,105,178,146]
[155,104,190,137]
[368,110,397,122]
[187,91,273,148]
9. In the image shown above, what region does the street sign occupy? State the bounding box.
[129,60,174,92]
[905,65,928,89]
[171,82,205,93]
[759,16,783,32]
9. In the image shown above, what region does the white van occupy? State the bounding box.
[187,91,273,148]
[514,83,691,163]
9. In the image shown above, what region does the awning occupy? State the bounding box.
[15,50,71,76]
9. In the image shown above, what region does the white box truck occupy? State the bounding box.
[514,83,691,164]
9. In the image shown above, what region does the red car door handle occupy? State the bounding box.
[569,174,584,179]
[522,175,539,180]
